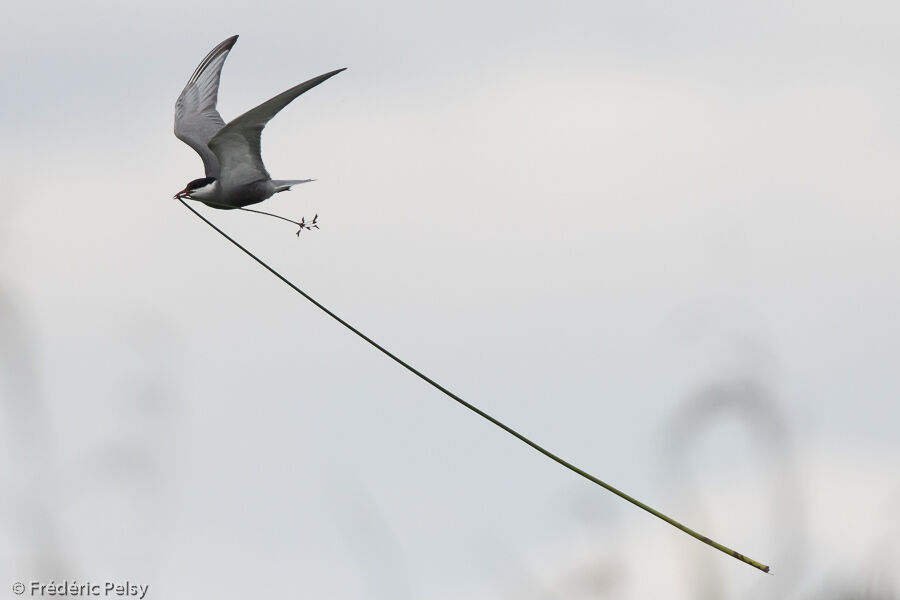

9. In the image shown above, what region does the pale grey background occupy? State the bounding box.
[1,1,898,598]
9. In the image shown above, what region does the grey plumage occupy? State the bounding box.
[173,35,344,208]
[174,35,237,179]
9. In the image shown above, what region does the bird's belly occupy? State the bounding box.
[211,180,275,209]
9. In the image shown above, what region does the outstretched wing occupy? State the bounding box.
[174,35,239,178]
[208,68,345,189]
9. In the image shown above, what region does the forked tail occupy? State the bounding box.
[272,179,314,193]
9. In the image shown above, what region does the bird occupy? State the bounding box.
[173,35,344,209]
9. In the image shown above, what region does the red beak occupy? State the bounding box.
[174,188,189,199]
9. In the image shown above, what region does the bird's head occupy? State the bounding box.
[174,177,217,200]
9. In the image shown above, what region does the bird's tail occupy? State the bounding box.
[272,179,314,193]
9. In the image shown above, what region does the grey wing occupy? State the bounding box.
[174,35,239,178]
[208,68,346,189]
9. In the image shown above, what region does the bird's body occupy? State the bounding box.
[173,35,344,208]
[183,177,296,208]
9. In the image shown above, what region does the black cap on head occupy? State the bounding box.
[187,177,216,190]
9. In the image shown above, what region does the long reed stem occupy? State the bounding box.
[179,199,771,574]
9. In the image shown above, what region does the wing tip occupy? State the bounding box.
[320,67,348,81]
[187,35,240,84]
[214,34,239,56]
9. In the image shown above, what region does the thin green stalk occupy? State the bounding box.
[179,199,771,574]
[182,197,304,228]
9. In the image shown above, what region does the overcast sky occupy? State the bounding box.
[1,1,898,598]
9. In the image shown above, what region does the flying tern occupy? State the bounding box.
[173,35,344,208]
